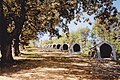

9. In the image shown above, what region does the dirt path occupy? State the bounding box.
[0,48,120,80]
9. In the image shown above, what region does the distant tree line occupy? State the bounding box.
[41,27,92,53]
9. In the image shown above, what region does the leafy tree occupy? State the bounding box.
[42,39,53,47]
[0,0,26,63]
[42,27,90,50]
[0,0,118,64]
[79,27,90,47]
[92,13,120,53]
[19,25,38,50]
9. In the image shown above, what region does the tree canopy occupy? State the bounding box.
[2,0,118,37]
[42,27,91,49]
[0,0,119,63]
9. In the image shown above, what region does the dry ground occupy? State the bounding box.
[0,48,120,80]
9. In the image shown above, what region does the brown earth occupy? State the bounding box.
[0,48,120,80]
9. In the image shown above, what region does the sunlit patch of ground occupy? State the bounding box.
[0,48,120,80]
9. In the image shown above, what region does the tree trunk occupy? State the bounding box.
[21,43,25,50]
[13,38,20,56]
[1,39,14,64]
[12,0,26,56]
[0,0,14,64]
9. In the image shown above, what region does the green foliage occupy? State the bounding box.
[41,27,91,51]
[92,13,120,53]
[20,25,38,45]
[28,40,36,47]
[42,39,53,47]
[2,0,118,41]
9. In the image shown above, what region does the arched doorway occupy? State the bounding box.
[100,43,112,58]
[62,44,68,50]
[73,43,81,52]
[56,44,61,49]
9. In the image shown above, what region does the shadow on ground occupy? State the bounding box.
[0,51,120,80]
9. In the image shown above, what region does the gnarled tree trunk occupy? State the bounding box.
[12,0,26,56]
[0,0,26,64]
[1,40,14,64]
[0,0,13,64]
[13,37,20,56]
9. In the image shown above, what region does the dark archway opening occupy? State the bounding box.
[57,44,61,49]
[62,44,68,50]
[100,43,112,58]
[53,44,56,48]
[46,45,49,48]
[73,44,80,52]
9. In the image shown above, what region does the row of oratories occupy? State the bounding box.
[44,43,81,53]
[44,41,117,60]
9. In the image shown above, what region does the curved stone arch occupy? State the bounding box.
[52,44,56,48]
[96,41,117,60]
[44,44,49,48]
[56,44,61,49]
[48,44,52,48]
[46,44,50,48]
[46,45,49,48]
[70,43,81,53]
[61,43,69,51]
[49,44,52,48]
[50,44,56,48]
